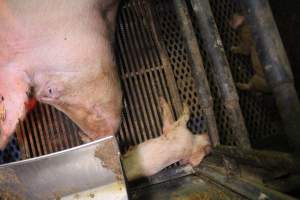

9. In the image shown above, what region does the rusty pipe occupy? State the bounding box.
[241,0,300,153]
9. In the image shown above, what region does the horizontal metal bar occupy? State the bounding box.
[0,136,127,200]
[196,165,297,200]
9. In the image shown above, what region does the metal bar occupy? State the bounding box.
[56,111,70,149]
[213,145,300,174]
[116,31,139,146]
[126,3,160,141]
[27,113,42,156]
[124,6,152,143]
[44,105,58,152]
[61,115,75,149]
[32,106,48,155]
[70,122,81,147]
[19,123,31,158]
[50,107,64,151]
[196,166,298,200]
[118,12,146,144]
[189,0,251,149]
[130,1,163,139]
[37,103,53,153]
[15,126,26,159]
[24,117,37,157]
[146,0,183,119]
[0,136,127,200]
[240,0,300,153]
[173,0,219,146]
[264,174,300,193]
[128,165,194,190]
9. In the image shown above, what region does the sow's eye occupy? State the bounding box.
[0,95,4,102]
[42,84,63,99]
[36,82,64,103]
[46,87,58,98]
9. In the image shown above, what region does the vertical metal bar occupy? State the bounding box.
[28,112,43,156]
[70,122,81,146]
[19,123,30,158]
[32,105,48,155]
[116,43,138,146]
[129,4,162,140]
[118,12,145,144]
[44,105,59,152]
[24,117,37,157]
[173,0,219,146]
[38,104,54,153]
[56,111,70,149]
[125,4,158,140]
[189,0,251,149]
[15,125,27,159]
[50,107,64,151]
[241,0,300,152]
[62,116,75,148]
[146,0,183,118]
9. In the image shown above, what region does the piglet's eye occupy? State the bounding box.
[0,96,4,101]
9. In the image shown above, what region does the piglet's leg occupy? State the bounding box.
[122,98,211,181]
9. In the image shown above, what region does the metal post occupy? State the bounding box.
[189,0,251,149]
[241,0,300,153]
[173,0,219,146]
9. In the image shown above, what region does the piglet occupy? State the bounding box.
[229,14,271,93]
[123,98,211,181]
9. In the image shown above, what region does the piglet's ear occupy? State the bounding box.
[159,97,175,132]
[229,14,245,29]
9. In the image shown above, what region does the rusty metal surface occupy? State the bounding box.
[196,165,297,200]
[0,136,127,200]
[130,174,242,200]
[213,145,300,174]
[187,0,251,148]
[172,0,219,146]
[209,0,287,149]
[240,0,300,153]
[152,0,209,136]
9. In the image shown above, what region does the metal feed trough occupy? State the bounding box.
[1,0,300,199]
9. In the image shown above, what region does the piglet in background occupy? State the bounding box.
[229,14,271,93]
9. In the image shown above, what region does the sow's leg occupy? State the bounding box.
[122,98,211,181]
